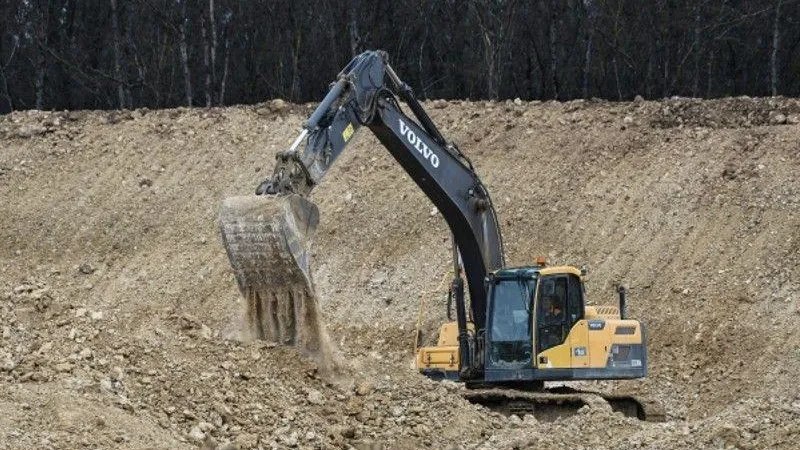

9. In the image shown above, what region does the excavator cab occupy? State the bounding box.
[418,264,646,385]
[417,263,658,420]
[481,265,647,383]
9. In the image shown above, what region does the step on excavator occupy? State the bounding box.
[219,50,663,421]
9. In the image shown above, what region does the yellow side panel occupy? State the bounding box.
[538,322,590,369]
[587,319,644,368]
[537,342,572,368]
[569,321,590,367]
[416,322,474,372]
[437,322,459,346]
[588,328,613,367]
[435,321,474,346]
[416,345,459,371]
[537,320,645,369]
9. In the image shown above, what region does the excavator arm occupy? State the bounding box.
[257,51,506,314]
[221,50,504,377]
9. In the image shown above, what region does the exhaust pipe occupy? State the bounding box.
[617,285,627,320]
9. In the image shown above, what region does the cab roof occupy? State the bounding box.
[539,265,582,276]
[492,265,582,279]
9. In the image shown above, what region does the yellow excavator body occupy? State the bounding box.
[416,264,647,383]
[416,316,644,376]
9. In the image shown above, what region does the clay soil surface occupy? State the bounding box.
[2,97,800,449]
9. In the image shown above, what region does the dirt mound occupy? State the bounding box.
[2,97,800,448]
[646,96,800,128]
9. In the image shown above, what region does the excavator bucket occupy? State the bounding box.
[218,194,330,356]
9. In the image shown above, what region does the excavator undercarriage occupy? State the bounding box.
[463,386,665,422]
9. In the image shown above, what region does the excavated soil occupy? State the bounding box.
[1,97,799,449]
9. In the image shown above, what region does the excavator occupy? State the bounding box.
[219,50,661,421]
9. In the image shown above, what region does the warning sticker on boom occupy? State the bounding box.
[342,123,354,142]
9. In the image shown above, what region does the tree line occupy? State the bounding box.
[1,0,798,114]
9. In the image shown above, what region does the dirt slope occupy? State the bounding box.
[1,97,799,449]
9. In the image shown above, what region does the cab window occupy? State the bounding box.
[487,278,534,368]
[566,274,584,324]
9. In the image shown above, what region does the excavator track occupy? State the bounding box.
[463,387,665,422]
[218,194,331,355]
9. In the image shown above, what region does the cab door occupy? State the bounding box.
[536,274,587,368]
[536,275,569,355]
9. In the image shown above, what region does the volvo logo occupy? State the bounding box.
[398,119,440,168]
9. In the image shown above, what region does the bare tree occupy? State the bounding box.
[469,0,520,100]
[549,0,559,100]
[610,0,624,100]
[582,0,596,99]
[209,0,217,95]
[417,3,432,98]
[706,49,715,97]
[202,17,211,106]
[0,35,19,111]
[110,0,125,108]
[348,0,360,57]
[771,0,782,96]
[31,0,51,109]
[692,4,702,97]
[177,0,192,106]
[290,27,302,101]
[217,8,232,105]
[218,35,230,105]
